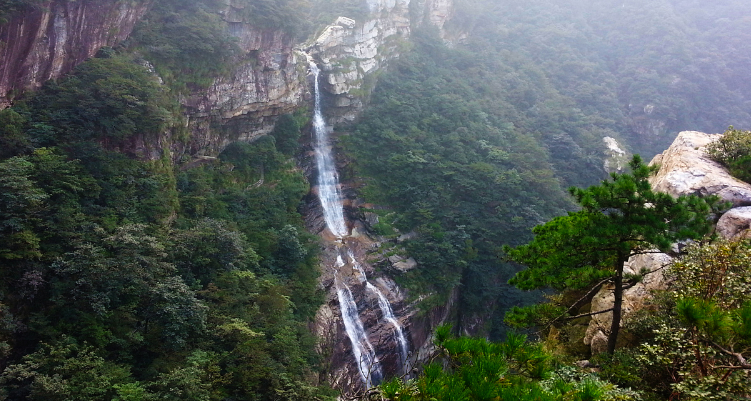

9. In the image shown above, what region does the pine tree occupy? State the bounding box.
[505,155,719,353]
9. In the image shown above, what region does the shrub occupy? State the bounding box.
[706,126,751,182]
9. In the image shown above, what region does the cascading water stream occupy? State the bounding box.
[334,257,383,387]
[310,61,348,238]
[309,58,407,387]
[347,250,410,367]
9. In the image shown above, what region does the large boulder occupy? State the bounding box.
[649,131,751,206]
[716,206,751,239]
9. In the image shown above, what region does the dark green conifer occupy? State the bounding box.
[506,155,720,353]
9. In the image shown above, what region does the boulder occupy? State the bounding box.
[649,131,751,206]
[716,206,751,239]
[388,255,418,272]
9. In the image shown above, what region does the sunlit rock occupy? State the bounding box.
[716,206,751,239]
[649,131,751,206]
[603,136,630,173]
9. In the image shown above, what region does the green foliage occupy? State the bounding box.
[236,0,312,37]
[0,339,134,401]
[0,109,31,158]
[706,126,751,182]
[345,29,577,335]
[0,53,326,401]
[374,329,640,401]
[271,113,305,156]
[0,0,42,23]
[23,54,172,148]
[129,1,240,91]
[596,239,751,400]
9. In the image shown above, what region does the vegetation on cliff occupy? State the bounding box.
[0,50,333,400]
[344,0,751,340]
[707,126,751,183]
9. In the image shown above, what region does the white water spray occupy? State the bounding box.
[335,273,383,387]
[347,250,409,366]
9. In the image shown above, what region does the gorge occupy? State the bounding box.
[1,0,751,399]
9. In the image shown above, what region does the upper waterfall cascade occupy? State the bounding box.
[308,59,409,388]
[310,61,348,238]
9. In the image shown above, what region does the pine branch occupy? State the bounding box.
[710,341,751,368]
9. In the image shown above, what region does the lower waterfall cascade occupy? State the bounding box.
[308,59,409,388]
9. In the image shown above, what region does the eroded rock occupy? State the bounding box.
[584,252,672,354]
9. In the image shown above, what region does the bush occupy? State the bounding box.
[706,126,751,182]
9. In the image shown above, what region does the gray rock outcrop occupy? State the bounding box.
[716,206,751,239]
[649,131,751,206]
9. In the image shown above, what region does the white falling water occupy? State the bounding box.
[347,250,409,366]
[310,61,348,238]
[335,274,383,387]
[309,58,407,387]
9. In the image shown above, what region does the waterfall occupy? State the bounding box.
[335,273,383,387]
[347,250,410,367]
[310,61,348,238]
[309,58,407,387]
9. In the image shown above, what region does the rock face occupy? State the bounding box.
[603,136,629,173]
[716,206,751,239]
[0,0,151,108]
[584,252,673,354]
[176,0,455,159]
[179,23,305,158]
[307,0,454,124]
[649,131,751,206]
[585,130,751,354]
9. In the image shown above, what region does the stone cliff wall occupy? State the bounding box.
[0,0,151,108]
[307,0,454,124]
[0,0,455,160]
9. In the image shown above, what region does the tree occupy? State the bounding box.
[505,155,718,354]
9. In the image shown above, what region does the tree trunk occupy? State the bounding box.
[607,257,625,354]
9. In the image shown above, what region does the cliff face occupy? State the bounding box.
[307,0,454,123]
[183,0,454,152]
[178,0,455,160]
[179,25,305,158]
[0,0,151,108]
[0,0,455,159]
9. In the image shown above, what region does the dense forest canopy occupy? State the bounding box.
[341,0,751,339]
